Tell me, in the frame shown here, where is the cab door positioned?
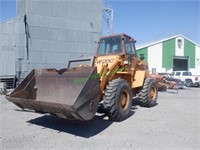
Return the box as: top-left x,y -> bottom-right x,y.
124,36 -> 137,69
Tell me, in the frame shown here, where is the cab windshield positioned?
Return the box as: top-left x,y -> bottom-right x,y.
97,36 -> 122,55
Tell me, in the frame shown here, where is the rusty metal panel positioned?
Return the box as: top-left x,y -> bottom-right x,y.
6,67 -> 101,120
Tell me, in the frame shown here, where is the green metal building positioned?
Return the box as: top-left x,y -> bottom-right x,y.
136,35 -> 200,75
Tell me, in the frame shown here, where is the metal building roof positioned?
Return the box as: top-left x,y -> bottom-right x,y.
136,34 -> 200,50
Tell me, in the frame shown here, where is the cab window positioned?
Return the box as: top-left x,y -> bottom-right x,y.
124,37 -> 136,55
98,36 -> 122,55
175,72 -> 181,76
182,72 -> 192,76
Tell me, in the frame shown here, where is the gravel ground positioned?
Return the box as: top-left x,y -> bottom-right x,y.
0,87 -> 200,150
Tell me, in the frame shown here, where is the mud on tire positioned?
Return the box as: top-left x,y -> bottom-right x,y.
138,78 -> 158,107
103,78 -> 132,121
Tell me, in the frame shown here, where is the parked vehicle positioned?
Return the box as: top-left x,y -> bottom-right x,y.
158,73 -> 185,89
149,74 -> 174,91
6,34 -> 158,122
171,71 -> 200,87
150,73 -> 184,91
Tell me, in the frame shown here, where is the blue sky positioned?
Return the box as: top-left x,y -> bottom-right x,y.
103,0 -> 200,45
0,0 -> 16,22
0,0 -> 199,45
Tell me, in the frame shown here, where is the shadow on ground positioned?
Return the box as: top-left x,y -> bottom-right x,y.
27,114 -> 112,138
132,96 -> 159,107
26,104 -> 137,138
16,96 -> 161,138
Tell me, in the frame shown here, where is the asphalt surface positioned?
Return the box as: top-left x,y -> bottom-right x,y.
0,87 -> 200,150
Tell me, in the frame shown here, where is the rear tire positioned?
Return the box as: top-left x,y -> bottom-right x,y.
185,79 -> 192,87
138,78 -> 158,107
197,83 -> 200,87
103,78 -> 132,121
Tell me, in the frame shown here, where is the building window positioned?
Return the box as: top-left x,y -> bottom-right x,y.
177,39 -> 182,48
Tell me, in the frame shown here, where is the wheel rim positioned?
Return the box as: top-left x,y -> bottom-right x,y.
186,81 -> 191,87
120,90 -> 130,111
150,85 -> 157,101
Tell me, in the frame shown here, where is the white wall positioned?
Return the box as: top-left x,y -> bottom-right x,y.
190,45 -> 200,75
175,36 -> 184,56
148,43 -> 165,73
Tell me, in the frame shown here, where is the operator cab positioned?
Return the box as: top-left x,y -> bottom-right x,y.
97,34 -> 136,56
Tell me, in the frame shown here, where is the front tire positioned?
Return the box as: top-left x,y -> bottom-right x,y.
138,78 -> 158,107
185,79 -> 192,87
103,78 -> 132,121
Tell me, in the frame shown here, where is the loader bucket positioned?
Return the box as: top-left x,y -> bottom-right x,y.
6,67 -> 101,121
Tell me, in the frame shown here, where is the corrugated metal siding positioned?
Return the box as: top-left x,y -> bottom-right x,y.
162,39 -> 175,69
24,0 -> 102,71
1,0 -> 102,79
184,39 -> 195,68
136,47 -> 148,62
0,50 -> 16,76
0,18 -> 20,77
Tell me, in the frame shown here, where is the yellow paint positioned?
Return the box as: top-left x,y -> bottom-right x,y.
94,55 -> 122,73
132,71 -> 145,88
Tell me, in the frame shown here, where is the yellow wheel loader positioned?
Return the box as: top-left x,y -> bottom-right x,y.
6,34 -> 158,121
